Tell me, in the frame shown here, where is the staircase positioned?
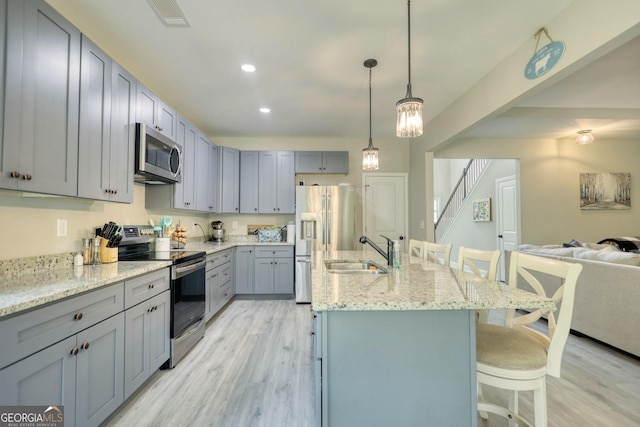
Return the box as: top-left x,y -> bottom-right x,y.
435,159 -> 490,242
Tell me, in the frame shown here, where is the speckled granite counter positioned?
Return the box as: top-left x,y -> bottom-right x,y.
0,261 -> 171,318
0,241 -> 293,319
311,250 -> 555,312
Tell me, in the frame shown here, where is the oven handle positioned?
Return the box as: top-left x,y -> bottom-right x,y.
172,259 -> 206,280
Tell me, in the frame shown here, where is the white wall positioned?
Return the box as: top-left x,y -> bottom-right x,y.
437,137 -> 640,245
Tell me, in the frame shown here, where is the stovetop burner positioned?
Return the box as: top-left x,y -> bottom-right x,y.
119,250 -> 206,264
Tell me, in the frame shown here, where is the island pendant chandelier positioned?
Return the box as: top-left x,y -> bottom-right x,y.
362,59 -> 379,171
396,0 -> 423,138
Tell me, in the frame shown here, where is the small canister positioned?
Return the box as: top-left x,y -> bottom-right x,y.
82,238 -> 92,265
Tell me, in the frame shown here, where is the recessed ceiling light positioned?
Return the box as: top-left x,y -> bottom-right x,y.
259,107 -> 271,113
241,64 -> 256,72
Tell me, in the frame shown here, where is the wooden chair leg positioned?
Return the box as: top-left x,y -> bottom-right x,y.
533,381 -> 548,427
477,383 -> 488,421
508,390 -> 519,427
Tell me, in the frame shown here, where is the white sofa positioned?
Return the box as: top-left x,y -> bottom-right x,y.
506,244 -> 640,358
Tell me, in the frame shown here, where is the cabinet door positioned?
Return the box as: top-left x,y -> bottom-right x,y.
148,291 -> 170,373
0,335 -> 77,427
220,147 -> 240,213
323,151 -> 349,174
254,258 -> 275,294
75,313 -> 124,427
124,301 -> 149,399
109,62 -> 136,203
0,0 -> 6,188
240,151 -> 259,213
277,151 -> 295,213
174,117 -> 196,209
258,151 -> 277,213
207,143 -> 218,212
274,257 -> 294,294
2,0 -> 80,195
195,134 -> 211,212
295,151 -> 323,173
78,35 -> 112,201
136,81 -> 157,128
235,246 -> 255,294
157,100 -> 177,141
205,268 -> 217,322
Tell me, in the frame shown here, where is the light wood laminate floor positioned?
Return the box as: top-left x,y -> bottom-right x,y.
106,300 -> 640,427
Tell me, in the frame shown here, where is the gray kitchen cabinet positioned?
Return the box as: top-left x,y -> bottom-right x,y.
295,151 -> 349,174
78,35 -> 135,203
207,142 -> 219,212
124,291 -> 170,399
235,246 -> 255,294
136,81 -> 177,141
218,147 -> 240,213
0,313 -> 125,427
0,0 -> 80,195
195,133 -> 212,212
253,246 -> 294,294
75,313 -> 125,427
258,151 -> 295,214
240,151 -> 259,213
206,250 -> 233,321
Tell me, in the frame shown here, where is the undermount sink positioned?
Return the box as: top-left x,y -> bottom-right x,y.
324,260 -> 389,274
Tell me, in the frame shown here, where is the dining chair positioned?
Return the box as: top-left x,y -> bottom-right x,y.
424,242 -> 452,267
409,239 -> 425,258
476,251 -> 583,427
457,247 -> 501,323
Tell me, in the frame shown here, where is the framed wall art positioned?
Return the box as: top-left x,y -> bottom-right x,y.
580,172 -> 631,210
472,198 -> 491,222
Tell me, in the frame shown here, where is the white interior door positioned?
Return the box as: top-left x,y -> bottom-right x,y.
363,174 -> 408,251
496,176 -> 519,281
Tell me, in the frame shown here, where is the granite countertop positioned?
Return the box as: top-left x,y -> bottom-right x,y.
0,241 -> 293,319
311,250 -> 556,312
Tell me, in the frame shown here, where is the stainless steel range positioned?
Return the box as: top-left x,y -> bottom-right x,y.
118,225 -> 206,368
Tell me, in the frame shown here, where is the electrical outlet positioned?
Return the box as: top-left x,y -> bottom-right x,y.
57,219 -> 68,237
419,220 -> 425,229
193,223 -> 197,230
232,221 -> 238,229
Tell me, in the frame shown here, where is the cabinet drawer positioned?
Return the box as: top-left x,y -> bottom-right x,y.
254,246 -> 293,258
124,268 -> 170,309
0,283 -> 124,369
219,281 -> 232,306
207,249 -> 232,271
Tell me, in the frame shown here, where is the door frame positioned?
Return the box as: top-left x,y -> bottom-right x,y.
362,173 -> 409,250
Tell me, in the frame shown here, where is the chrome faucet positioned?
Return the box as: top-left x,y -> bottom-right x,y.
359,235 -> 394,266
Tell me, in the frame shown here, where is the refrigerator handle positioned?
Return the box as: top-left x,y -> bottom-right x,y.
321,194 -> 326,245
327,193 -> 332,245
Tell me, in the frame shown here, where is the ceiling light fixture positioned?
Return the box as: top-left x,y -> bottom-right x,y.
241,64 -> 256,72
396,0 -> 423,138
576,129 -> 594,144
363,59 -> 379,171
259,107 -> 271,113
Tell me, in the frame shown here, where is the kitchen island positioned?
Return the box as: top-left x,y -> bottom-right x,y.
311,250 -> 554,427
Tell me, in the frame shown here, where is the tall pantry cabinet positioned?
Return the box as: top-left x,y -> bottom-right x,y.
0,0 -> 80,196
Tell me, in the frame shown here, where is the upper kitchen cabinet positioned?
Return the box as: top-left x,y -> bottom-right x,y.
207,141 -> 218,213
295,151 -> 349,174
240,151 -> 259,213
0,0 -> 80,196
136,82 -> 177,141
218,147 -> 240,213
195,133 -> 214,212
259,151 -> 295,214
78,35 -> 136,203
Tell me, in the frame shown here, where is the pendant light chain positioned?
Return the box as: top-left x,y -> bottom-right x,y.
406,0 -> 413,98
363,58 -> 379,170
368,65 -> 373,148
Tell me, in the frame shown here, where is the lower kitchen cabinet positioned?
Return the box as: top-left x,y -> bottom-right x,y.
235,246 -> 255,294
124,291 -> 170,399
0,313 -> 125,427
206,249 -> 234,321
253,246 -> 294,295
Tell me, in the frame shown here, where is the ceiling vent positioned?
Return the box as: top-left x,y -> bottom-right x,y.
146,0 -> 191,27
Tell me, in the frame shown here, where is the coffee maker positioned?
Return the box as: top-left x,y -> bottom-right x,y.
210,221 -> 225,242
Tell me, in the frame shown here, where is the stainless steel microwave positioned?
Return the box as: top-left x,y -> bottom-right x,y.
134,123 -> 182,184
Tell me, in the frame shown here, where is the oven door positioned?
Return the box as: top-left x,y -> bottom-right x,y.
171,257 -> 206,338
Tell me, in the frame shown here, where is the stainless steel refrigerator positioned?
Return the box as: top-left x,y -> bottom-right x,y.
295,185 -> 358,302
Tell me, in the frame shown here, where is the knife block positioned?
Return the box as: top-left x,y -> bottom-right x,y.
99,238 -> 118,263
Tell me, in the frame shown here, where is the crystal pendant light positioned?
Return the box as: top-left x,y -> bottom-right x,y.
396,0 -> 423,138
363,59 -> 379,171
